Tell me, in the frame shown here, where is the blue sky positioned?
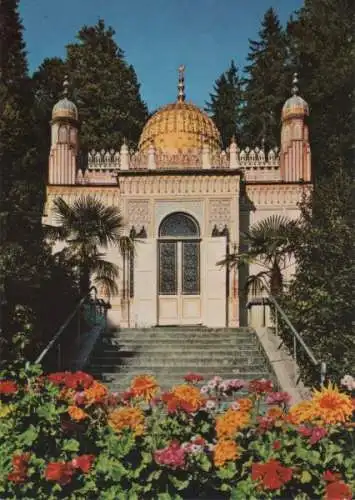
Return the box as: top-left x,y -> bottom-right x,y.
19,0 -> 303,111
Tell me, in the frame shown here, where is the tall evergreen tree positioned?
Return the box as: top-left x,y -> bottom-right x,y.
0,0 -> 63,358
205,60 -> 243,149
33,20 -> 148,153
242,8 -> 290,149
287,0 -> 355,180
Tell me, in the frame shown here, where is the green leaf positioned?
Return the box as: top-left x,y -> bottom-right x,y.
169,474 -> 190,491
62,438 -> 80,452
19,425 -> 38,446
300,470 -> 312,483
199,454 -> 212,472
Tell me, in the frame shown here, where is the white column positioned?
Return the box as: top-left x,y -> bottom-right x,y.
148,143 -> 156,169
202,142 -> 211,169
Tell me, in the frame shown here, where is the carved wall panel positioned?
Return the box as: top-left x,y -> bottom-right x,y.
208,198 -> 232,232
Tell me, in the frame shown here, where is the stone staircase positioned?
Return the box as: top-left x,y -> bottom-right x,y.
86,326 -> 276,393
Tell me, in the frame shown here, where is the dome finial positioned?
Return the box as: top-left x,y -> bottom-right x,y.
63,75 -> 69,98
177,64 -> 185,102
291,72 -> 299,96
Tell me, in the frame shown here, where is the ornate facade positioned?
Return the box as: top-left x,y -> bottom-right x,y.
43,69 -> 312,328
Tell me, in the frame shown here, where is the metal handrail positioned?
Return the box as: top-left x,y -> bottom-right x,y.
249,285 -> 327,386
35,286 -> 99,366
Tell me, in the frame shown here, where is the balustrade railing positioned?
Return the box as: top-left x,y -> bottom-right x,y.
35,286 -> 109,372
248,288 -> 326,387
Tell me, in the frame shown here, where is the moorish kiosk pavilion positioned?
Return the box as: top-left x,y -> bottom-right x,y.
43,67 -> 311,328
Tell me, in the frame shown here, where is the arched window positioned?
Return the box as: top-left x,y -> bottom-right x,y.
158,213 -> 200,295
159,212 -> 200,238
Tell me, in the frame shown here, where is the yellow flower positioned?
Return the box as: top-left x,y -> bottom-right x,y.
130,375 -> 159,401
0,403 -> 13,418
68,405 -> 88,421
214,439 -> 239,467
108,407 -> 145,436
311,383 -> 353,425
216,408 -> 250,438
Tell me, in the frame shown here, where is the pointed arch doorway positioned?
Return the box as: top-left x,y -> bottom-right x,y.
158,212 -> 201,325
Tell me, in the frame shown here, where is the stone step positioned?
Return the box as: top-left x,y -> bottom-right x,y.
91,353 -> 265,362
89,360 -> 266,370
89,367 -> 270,378
101,338 -> 258,347
108,332 -> 255,341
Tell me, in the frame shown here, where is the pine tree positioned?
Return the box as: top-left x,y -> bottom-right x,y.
205,60 -> 243,149
287,0 -> 355,180
242,8 -> 290,149
0,0 -> 50,354
66,19 -> 148,151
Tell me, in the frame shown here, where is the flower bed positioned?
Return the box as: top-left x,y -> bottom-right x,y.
0,366 -> 354,499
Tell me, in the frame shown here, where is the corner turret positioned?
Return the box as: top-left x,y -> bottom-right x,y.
49,76 -> 79,184
280,73 -> 311,182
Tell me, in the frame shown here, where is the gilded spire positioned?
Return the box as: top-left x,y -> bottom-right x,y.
177,64 -> 185,102
291,72 -> 299,96
63,75 -> 69,98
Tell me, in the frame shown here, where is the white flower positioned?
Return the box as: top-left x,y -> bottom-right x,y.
200,385 -> 209,394
341,374 -> 355,391
205,399 -> 216,410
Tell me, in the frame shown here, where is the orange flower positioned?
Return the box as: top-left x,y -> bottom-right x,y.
84,381 -> 108,404
216,408 -> 250,438
288,400 -> 315,425
68,405 -> 88,422
171,384 -> 205,413
237,398 -> 253,413
108,407 -> 145,436
311,384 -> 353,425
214,439 -> 239,467
289,384 -> 353,426
267,407 -> 285,420
130,375 -> 159,401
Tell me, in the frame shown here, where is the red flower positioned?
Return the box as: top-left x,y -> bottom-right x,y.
272,440 -> 281,450
47,372 -> 70,386
325,481 -> 352,500
71,454 -> 95,474
45,462 -> 74,485
192,436 -> 206,446
7,453 -> 31,483
184,372 -> 204,383
323,470 -> 342,483
249,379 -> 274,394
154,440 -> 186,469
65,371 -> 93,390
0,380 -> 18,395
252,459 -> 293,490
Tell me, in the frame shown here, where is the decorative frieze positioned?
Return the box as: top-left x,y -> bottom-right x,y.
246,184 -> 308,207
118,175 -> 240,197
127,200 -> 151,225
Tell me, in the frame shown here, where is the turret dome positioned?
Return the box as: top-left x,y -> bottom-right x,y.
282,73 -> 309,121
52,76 -> 78,121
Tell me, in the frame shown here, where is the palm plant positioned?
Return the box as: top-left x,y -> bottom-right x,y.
220,215 -> 298,296
45,195 -> 133,297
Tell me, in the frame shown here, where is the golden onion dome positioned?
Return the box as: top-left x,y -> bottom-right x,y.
52,76 -> 78,121
282,73 -> 309,121
138,65 -> 221,153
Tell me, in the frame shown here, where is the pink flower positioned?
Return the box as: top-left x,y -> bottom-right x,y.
74,391 -> 86,405
154,440 -> 186,469
298,425 -> 327,444
265,391 -> 291,406
309,427 -> 327,445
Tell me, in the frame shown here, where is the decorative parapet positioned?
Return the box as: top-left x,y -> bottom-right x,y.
85,145 -> 280,181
